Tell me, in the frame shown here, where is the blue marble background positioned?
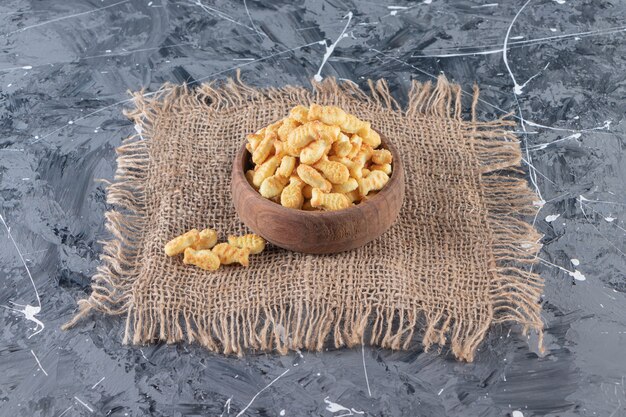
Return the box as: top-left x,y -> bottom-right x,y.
1,0 -> 625,416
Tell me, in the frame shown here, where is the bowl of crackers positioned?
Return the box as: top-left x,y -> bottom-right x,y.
231,104 -> 405,254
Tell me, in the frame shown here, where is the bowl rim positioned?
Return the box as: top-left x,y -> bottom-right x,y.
233,131 -> 404,218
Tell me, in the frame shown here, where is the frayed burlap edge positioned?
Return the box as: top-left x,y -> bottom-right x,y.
63,71 -> 544,362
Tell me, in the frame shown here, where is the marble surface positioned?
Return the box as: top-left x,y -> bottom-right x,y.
1,0 -> 625,416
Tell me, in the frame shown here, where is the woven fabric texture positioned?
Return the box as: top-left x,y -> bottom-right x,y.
64,74 -> 544,362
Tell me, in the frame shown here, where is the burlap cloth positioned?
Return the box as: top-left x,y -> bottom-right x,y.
64,73 -> 544,362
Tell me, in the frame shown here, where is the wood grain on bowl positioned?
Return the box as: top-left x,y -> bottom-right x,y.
231,132 -> 405,254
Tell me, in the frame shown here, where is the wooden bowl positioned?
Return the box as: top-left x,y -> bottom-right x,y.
231,133 -> 405,254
